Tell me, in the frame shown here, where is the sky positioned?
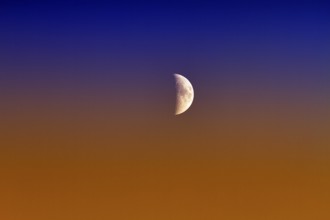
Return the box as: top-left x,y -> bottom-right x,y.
1,1 -> 330,219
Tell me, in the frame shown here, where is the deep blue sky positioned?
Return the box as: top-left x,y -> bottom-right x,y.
1,1 -> 329,116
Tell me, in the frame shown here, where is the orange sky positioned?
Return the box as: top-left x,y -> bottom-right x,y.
1,93 -> 329,219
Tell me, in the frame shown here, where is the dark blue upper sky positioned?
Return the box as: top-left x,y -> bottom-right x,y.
1,0 -> 329,109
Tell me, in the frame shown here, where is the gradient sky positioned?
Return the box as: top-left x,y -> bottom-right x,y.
1,1 -> 330,220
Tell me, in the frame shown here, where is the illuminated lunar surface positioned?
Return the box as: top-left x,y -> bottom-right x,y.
174,73 -> 194,115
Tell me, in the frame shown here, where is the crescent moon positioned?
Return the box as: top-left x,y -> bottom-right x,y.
174,73 -> 194,115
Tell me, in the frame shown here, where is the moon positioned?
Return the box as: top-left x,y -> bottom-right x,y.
174,73 -> 194,115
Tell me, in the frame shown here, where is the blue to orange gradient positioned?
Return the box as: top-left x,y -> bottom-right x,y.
1,1 -> 330,219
